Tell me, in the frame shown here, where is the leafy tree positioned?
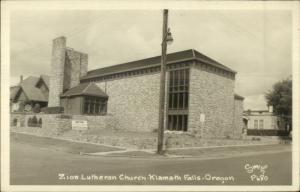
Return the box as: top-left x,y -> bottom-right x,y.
265,78 -> 292,131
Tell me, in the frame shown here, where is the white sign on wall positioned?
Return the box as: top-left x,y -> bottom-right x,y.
200,113 -> 205,123
72,120 -> 88,131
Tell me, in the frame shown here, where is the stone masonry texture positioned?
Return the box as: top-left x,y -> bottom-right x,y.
233,99 -> 244,138
64,49 -> 88,91
188,61 -> 236,138
10,113 -> 283,149
96,73 -> 161,132
10,113 -> 115,137
48,37 -> 88,107
93,61 -> 244,136
48,36 -> 66,107
46,39 -> 244,138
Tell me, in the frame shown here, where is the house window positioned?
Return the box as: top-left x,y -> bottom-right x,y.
167,68 -> 189,132
259,120 -> 264,129
83,96 -> 107,115
254,120 -> 258,129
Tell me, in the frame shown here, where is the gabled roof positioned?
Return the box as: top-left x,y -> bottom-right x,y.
10,76 -> 49,102
60,83 -> 108,98
193,50 -> 235,73
81,49 -> 236,81
39,75 -> 50,88
10,86 -> 20,100
20,76 -> 48,102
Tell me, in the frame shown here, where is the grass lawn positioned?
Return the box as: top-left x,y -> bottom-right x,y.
11,132 -> 123,154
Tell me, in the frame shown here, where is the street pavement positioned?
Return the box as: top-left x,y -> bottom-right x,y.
10,140 -> 292,185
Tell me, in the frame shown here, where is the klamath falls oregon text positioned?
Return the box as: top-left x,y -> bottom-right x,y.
58,173 -> 235,184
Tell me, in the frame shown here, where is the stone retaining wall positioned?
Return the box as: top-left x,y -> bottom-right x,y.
164,132 -> 283,149
11,113 -> 286,150
10,113 -> 115,137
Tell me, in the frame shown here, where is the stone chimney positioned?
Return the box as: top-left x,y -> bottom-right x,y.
48,36 -> 88,107
20,75 -> 23,84
63,48 -> 88,91
48,36 -> 67,107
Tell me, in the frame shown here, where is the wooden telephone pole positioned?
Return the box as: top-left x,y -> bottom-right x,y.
157,9 -> 169,154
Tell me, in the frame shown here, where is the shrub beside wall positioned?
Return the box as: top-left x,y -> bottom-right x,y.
247,129 -> 289,136
27,116 -> 42,128
10,113 -> 115,135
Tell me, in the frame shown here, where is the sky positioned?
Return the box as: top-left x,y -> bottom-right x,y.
9,9 -> 292,110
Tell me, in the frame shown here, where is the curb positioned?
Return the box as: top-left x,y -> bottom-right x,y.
12,130 -> 291,159
85,143 -> 287,156
165,142 -> 285,150
84,149 -> 291,160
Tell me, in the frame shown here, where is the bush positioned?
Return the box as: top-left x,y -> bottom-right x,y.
33,103 -> 41,113
27,116 -> 41,127
24,104 -> 32,112
32,116 -> 38,127
247,129 -> 289,136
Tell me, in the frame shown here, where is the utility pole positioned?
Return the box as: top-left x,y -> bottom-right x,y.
157,9 -> 169,154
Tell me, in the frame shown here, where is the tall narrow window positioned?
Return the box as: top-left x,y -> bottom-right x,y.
167,68 -> 189,131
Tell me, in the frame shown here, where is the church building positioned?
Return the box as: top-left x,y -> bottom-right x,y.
43,36 -> 244,138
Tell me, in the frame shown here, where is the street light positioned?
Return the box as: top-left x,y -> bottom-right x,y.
157,9 -> 173,155
165,28 -> 174,45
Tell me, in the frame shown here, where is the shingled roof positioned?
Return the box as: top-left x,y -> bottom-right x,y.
10,75 -> 49,102
60,83 -> 108,98
10,86 -> 20,100
40,75 -> 50,88
81,49 -> 236,80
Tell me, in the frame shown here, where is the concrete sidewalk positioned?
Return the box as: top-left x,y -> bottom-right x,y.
85,143 -> 292,159
12,131 -> 291,159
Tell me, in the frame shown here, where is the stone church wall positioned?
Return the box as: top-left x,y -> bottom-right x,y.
10,113 -> 115,137
188,62 -> 236,138
96,72 -> 161,132
233,98 -> 244,138
48,37 -> 66,107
